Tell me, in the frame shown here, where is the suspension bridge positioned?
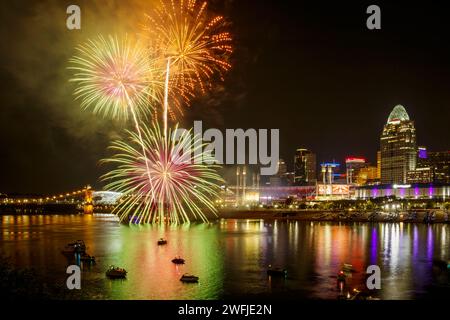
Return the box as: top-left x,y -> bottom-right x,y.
0,186 -> 122,214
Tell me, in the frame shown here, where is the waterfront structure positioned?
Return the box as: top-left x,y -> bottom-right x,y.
418,146 -> 428,162
235,166 -> 248,205
277,159 -> 287,176
294,149 -> 316,185
316,162 -> 351,199
407,167 -> 433,184
380,105 -> 417,184
376,151 -> 381,179
355,166 -> 378,185
316,184 -> 351,199
92,191 -> 123,205
408,150 -> 450,184
320,162 -> 340,184
258,186 -> 316,203
427,151 -> 450,183
234,166 -> 261,205
270,159 -> 288,186
345,157 -> 367,184
284,172 -> 295,186
356,183 -> 450,200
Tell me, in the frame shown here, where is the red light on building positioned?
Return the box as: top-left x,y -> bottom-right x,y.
345,157 -> 366,163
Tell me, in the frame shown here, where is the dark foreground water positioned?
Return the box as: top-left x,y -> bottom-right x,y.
0,214 -> 449,300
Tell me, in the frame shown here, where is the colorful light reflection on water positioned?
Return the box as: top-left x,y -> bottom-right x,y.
0,215 -> 448,300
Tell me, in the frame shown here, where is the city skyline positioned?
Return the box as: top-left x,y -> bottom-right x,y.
0,1 -> 449,305
235,104 -> 447,184
1,1 -> 450,195
1,100 -> 448,195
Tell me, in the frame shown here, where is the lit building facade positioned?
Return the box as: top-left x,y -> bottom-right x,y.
376,151 -> 381,179
320,162 -> 340,184
269,159 -> 289,186
408,150 -> 450,184
380,105 -> 417,184
294,149 -> 316,185
345,157 -> 367,184
406,167 -> 432,184
356,183 -> 450,200
428,151 -> 450,183
355,166 -> 378,185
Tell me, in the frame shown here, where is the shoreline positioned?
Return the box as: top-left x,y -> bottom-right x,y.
217,209 -> 450,224
0,210 -> 449,224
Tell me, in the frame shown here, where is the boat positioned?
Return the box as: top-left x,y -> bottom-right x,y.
347,288 -> 380,300
180,274 -> 199,283
157,238 -> 168,246
106,266 -> 127,279
70,240 -> 86,253
337,270 -> 347,283
172,257 -> 185,265
61,240 -> 86,255
267,266 -> 287,277
342,264 -> 355,273
80,253 -> 96,264
61,246 -> 76,255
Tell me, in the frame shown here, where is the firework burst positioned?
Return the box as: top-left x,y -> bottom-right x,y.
69,35 -> 164,203
69,35 -> 161,121
101,122 -> 223,224
144,0 -> 233,120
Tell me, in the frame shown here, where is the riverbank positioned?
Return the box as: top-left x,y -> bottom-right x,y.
1,209 -> 448,224
217,209 -> 450,224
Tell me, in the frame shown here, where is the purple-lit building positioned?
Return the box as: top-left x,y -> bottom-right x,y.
355,183 -> 450,200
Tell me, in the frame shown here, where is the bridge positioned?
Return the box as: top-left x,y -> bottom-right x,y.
0,186 -> 123,215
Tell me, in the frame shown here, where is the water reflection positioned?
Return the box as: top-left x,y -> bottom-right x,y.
0,215 -> 448,300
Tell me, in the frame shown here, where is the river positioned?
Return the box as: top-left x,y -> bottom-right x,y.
0,214 -> 449,300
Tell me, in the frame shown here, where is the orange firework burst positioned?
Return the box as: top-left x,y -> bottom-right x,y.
144,0 -> 233,120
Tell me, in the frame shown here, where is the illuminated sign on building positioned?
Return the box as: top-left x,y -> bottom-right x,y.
317,184 -> 350,196
345,157 -> 366,163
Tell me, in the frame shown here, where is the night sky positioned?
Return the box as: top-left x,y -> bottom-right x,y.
1,0 -> 450,194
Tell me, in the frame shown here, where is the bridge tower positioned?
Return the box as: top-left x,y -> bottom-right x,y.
84,185 -> 93,214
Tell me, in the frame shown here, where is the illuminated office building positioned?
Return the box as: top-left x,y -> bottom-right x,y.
376,151 -> 381,179
345,157 -> 366,184
294,149 -> 316,185
380,105 -> 417,184
408,150 -> 450,184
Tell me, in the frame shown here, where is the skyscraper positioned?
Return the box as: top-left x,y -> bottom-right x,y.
294,149 -> 317,185
269,159 -> 288,186
408,150 -> 450,183
376,151 -> 381,180
380,105 -> 417,184
345,157 -> 366,184
277,159 -> 287,176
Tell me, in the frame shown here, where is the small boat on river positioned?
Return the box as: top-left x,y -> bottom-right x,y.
61,240 -> 86,255
267,266 -> 287,277
180,274 -> 199,283
172,257 -> 185,265
157,238 -> 168,246
106,266 -> 127,279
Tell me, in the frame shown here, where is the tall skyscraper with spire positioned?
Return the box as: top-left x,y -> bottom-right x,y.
380,105 -> 417,184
